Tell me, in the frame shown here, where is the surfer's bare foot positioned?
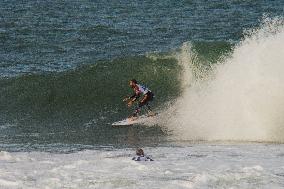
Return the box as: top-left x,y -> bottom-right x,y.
128,116 -> 138,121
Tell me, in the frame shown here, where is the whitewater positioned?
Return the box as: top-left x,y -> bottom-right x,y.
162,17 -> 284,142
1,144 -> 284,188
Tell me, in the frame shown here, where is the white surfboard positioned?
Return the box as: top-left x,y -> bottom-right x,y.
112,114 -> 157,126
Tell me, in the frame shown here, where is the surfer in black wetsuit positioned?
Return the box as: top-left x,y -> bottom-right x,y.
132,148 -> 153,161
123,79 -> 155,118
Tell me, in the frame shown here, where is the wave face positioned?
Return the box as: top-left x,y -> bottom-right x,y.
0,41 -> 232,149
0,55 -> 184,149
164,18 -> 284,142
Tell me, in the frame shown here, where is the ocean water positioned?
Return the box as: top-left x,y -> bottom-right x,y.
0,0 -> 284,188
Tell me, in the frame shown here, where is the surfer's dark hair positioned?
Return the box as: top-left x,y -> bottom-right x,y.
130,79 -> 137,84
136,148 -> 144,156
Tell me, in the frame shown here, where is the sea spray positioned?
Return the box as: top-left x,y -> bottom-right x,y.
165,17 -> 284,142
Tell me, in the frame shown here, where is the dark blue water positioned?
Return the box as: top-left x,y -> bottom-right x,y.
0,0 -> 283,151
0,0 -> 283,76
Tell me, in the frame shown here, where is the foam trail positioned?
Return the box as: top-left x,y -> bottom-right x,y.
165,17 -> 284,142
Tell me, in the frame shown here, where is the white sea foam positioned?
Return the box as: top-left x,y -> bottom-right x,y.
0,144 -> 283,188
163,17 -> 284,142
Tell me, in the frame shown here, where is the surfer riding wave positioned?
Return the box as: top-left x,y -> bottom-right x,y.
123,79 -> 155,119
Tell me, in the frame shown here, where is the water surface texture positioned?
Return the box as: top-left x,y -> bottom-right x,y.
0,1 -> 284,187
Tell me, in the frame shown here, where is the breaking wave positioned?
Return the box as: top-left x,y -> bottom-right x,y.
164,17 -> 284,142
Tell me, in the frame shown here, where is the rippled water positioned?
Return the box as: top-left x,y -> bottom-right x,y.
0,0 -> 283,76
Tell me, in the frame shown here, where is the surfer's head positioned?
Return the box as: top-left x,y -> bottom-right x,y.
136,148 -> 144,156
129,79 -> 137,88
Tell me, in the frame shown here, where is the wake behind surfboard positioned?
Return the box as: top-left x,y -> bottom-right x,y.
112,114 -> 157,126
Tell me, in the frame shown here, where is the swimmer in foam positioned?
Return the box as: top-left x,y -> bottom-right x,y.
123,79 -> 155,119
132,148 -> 153,161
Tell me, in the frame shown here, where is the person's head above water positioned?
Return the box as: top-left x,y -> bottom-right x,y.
129,79 -> 138,88
136,148 -> 144,156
